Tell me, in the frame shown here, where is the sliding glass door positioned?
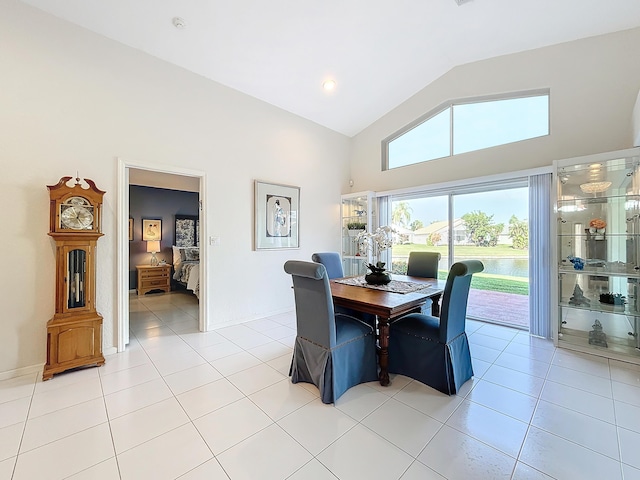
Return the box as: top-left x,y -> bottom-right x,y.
390,195 -> 449,275
390,181 -> 530,329
451,188 -> 529,328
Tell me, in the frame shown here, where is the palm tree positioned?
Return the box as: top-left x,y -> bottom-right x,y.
508,215 -> 528,249
392,201 -> 412,228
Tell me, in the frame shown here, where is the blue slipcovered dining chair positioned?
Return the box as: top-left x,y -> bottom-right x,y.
312,252 -> 377,328
406,251 -> 442,314
407,251 -> 441,277
311,252 -> 344,279
284,260 -> 378,404
388,260 -> 484,395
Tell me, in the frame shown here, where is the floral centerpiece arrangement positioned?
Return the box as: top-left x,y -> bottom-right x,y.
355,225 -> 397,285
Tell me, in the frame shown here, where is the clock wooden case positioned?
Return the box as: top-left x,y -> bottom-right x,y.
43,176 -> 105,381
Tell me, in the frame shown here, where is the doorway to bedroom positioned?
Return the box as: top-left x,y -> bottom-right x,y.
129,181 -> 199,296
117,160 -> 206,352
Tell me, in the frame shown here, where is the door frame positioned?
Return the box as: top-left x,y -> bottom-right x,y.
116,157 -> 208,352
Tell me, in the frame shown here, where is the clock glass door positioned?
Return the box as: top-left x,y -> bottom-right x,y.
67,249 -> 86,309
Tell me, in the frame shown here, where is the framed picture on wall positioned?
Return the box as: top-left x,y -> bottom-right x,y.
254,180 -> 300,250
129,218 -> 133,241
142,219 -> 162,241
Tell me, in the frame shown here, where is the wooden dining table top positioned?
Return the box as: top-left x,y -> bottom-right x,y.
330,274 -> 444,320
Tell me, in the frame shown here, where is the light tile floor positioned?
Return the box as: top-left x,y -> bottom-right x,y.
1,291 -> 639,479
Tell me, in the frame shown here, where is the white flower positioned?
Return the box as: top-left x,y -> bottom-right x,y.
355,226 -> 397,267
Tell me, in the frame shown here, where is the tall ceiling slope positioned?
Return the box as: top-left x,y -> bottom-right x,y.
17,0 -> 640,136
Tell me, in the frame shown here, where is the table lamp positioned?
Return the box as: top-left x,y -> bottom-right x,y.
146,240 -> 160,266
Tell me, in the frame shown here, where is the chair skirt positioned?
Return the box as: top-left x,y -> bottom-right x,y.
289,331 -> 378,404
388,330 -> 473,395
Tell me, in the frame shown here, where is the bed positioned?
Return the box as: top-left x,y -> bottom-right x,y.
172,215 -> 200,298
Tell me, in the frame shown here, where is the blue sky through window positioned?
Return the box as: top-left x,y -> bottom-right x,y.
394,188 -> 528,229
388,109 -> 450,168
453,96 -> 549,155
386,92 -> 549,169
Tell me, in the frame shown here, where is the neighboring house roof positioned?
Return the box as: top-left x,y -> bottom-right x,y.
391,225 -> 414,235
414,219 -> 465,235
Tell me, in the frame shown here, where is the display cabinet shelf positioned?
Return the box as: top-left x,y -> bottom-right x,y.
559,300 -> 636,315
557,193 -> 640,205
553,147 -> 640,363
341,191 -> 375,277
558,326 -> 639,359
558,233 -> 640,238
558,266 -> 640,277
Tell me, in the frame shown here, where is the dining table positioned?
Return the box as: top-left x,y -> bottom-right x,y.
330,274 -> 445,386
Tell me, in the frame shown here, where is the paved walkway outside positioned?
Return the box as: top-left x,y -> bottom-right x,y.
466,289 -> 529,329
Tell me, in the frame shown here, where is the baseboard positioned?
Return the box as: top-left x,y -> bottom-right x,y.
0,349 -> 119,380
0,363 -> 44,382
103,346 -> 118,356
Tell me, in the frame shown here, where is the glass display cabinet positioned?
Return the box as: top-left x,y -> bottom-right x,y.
341,191 -> 376,276
554,147 -> 640,363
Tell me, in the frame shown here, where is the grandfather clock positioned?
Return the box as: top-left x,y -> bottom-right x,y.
43,176 -> 106,381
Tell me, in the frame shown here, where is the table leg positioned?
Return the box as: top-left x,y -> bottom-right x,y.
431,293 -> 442,317
377,315 -> 390,386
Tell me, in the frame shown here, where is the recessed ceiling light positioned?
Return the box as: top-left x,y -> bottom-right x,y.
172,17 -> 186,29
322,80 -> 336,92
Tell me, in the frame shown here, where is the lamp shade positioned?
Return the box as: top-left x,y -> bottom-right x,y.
146,240 -> 160,253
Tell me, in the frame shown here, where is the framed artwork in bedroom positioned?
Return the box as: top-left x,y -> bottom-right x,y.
142,219 -> 161,241
254,180 -> 299,250
128,218 -> 133,241
175,215 -> 199,247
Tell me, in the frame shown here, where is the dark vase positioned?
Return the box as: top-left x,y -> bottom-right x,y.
365,263 -> 392,285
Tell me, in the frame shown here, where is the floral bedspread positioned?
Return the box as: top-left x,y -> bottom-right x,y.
173,261 -> 200,299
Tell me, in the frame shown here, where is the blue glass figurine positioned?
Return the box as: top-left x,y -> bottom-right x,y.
568,256 -> 584,270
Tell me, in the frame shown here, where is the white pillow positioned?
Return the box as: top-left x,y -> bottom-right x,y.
172,246 -> 183,265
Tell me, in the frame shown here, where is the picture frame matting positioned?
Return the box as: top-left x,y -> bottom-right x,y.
254,180 -> 300,250
142,218 -> 162,241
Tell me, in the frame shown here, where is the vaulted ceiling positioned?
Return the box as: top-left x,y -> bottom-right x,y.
19,0 -> 640,136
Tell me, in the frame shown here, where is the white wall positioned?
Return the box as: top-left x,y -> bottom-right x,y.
350,27 -> 640,192
633,89 -> 640,147
0,0 -> 350,376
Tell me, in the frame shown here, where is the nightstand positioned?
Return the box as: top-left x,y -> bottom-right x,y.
136,264 -> 171,295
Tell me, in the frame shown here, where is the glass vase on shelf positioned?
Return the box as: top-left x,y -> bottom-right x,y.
355,226 -> 396,285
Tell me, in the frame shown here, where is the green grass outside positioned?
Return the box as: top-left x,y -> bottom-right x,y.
467,272 -> 529,295
393,243 -> 528,258
392,243 -> 529,296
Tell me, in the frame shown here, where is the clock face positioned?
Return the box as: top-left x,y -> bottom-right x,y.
60,197 -> 94,230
